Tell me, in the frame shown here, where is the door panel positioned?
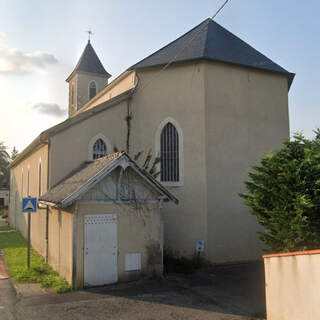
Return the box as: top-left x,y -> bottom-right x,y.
84,214 -> 117,286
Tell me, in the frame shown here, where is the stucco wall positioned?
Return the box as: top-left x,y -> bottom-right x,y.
205,61 -> 289,263
48,207 -> 73,284
49,100 -> 128,187
68,72 -> 109,117
264,250 -> 320,320
76,72 -> 108,109
49,59 -> 290,264
74,202 -> 162,288
68,74 -> 78,117
9,144 -> 48,256
130,63 -> 208,258
77,71 -> 136,114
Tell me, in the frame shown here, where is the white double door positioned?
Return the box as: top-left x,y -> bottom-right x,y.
84,214 -> 118,286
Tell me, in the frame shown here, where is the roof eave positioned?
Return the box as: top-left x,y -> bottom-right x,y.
38,200 -> 60,208
59,156 -> 122,207
9,133 -> 49,169
122,153 -> 179,205
43,152 -> 178,208
65,71 -> 76,82
73,70 -> 134,115
66,70 -> 111,82
10,90 -> 133,170
131,57 -> 295,91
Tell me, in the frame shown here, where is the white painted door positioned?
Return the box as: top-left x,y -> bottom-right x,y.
84,214 -> 118,286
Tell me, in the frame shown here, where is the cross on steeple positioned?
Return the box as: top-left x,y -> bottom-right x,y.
86,29 -> 93,42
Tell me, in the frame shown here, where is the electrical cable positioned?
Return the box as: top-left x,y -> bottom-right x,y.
139,0 -> 231,92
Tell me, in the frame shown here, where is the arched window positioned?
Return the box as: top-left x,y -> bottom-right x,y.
21,170 -> 24,198
27,169 -> 30,197
14,191 -> 18,227
88,134 -> 112,161
89,81 -> 97,100
71,85 -> 74,105
38,162 -> 42,196
93,139 -> 107,160
160,123 -> 179,182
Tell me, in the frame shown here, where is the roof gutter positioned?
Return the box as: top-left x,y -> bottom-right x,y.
131,57 -> 295,91
46,90 -> 134,137
40,152 -> 178,208
9,132 -> 49,169
39,200 -> 58,208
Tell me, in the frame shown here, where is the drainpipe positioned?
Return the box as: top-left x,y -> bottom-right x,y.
45,207 -> 49,262
72,201 -> 78,289
125,72 -> 140,155
45,140 -> 51,263
158,198 -> 164,275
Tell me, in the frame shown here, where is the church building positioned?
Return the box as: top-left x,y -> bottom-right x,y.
9,18 -> 294,284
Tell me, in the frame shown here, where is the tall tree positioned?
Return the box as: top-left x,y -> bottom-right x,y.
11,147 -> 19,161
0,142 -> 10,188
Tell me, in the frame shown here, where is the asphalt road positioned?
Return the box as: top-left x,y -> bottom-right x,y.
0,262 -> 266,320
0,279 -> 17,320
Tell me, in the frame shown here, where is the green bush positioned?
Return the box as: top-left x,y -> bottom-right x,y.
40,274 -> 71,293
239,130 -> 320,253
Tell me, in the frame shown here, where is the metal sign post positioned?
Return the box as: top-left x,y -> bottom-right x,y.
27,212 -> 31,268
22,197 -> 37,269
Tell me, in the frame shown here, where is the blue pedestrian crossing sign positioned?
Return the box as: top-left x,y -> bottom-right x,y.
22,198 -> 37,213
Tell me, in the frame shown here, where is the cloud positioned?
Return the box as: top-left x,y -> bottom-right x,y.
0,32 -> 7,49
32,103 -> 67,117
0,33 -> 58,75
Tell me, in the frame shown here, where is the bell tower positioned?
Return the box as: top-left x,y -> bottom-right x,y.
66,39 -> 111,117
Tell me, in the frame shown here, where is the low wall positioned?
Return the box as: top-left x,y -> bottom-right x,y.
263,249 -> 320,320
48,208 -> 73,284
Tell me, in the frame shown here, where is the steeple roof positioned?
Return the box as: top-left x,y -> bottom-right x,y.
130,19 -> 294,88
66,41 -> 111,81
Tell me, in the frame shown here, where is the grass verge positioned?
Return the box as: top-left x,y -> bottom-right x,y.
0,231 -> 71,293
0,226 -> 13,231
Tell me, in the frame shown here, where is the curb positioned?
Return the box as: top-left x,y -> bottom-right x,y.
0,251 -> 9,280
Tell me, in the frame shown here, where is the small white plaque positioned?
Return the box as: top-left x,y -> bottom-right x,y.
196,240 -> 205,252
125,253 -> 141,271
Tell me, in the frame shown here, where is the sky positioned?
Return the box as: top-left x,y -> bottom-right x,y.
0,0 -> 319,154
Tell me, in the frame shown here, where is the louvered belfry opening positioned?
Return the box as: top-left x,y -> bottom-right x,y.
89,81 -> 97,99
160,122 -> 179,182
93,139 -> 107,160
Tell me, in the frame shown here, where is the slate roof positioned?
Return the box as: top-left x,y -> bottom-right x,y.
130,18 -> 294,88
40,153 -> 121,205
66,40 -> 111,81
39,152 -> 178,207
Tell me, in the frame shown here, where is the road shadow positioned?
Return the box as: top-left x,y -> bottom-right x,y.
84,261 -> 266,319
18,261 -> 265,319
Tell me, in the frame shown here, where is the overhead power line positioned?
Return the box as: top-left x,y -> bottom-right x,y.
139,0 -> 231,91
